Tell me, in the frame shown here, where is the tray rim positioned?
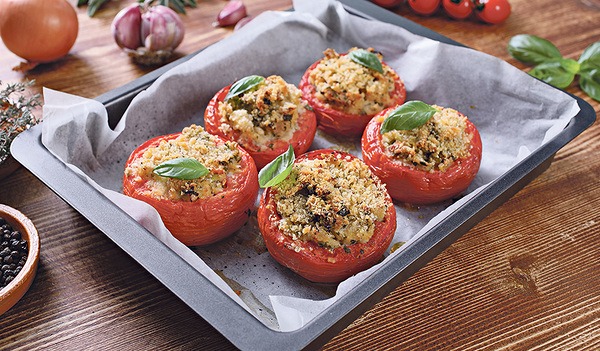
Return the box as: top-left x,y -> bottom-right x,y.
10,0 -> 597,350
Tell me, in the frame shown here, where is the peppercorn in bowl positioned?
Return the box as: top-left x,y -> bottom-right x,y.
0,204 -> 39,316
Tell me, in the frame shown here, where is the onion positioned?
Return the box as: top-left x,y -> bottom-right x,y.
0,0 -> 79,65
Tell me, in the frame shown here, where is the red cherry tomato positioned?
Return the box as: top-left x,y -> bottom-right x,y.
474,0 -> 511,24
257,149 -> 397,283
123,132 -> 259,246
204,83 -> 317,169
299,53 -> 406,138
370,0 -> 404,7
442,0 -> 473,19
361,108 -> 482,205
407,0 -> 441,15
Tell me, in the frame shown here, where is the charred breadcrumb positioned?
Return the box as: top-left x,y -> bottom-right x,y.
308,47 -> 399,116
124,125 -> 242,201
272,152 -> 389,250
382,105 -> 472,172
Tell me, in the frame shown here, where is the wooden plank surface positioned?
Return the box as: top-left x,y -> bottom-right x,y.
1,0 -> 599,349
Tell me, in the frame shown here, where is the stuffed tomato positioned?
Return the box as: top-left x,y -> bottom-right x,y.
362,104 -> 482,205
257,149 -> 396,283
204,75 -> 317,169
123,125 -> 259,246
299,47 -> 406,138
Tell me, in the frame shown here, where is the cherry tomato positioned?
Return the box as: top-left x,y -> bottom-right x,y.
123,131 -> 259,246
474,0 -> 511,24
299,53 -> 406,138
442,0 -> 473,19
257,149 -> 397,283
361,108 -> 482,205
370,0 -> 404,7
204,82 -> 317,169
407,0 -> 441,15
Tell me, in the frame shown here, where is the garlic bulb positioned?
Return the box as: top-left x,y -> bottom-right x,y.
112,4 -> 185,65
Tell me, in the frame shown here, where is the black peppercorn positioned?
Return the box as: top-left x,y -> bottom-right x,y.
0,216 -> 28,290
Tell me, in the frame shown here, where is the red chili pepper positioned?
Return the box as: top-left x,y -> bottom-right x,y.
361,108 -> 482,205
123,132 -> 259,246
257,149 -> 397,283
299,55 -> 406,138
204,84 -> 317,169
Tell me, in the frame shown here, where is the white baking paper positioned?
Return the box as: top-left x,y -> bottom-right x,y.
40,0 -> 580,332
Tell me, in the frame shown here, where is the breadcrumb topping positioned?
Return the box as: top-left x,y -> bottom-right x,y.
382,106 -> 472,172
272,152 -> 389,250
308,48 -> 399,116
124,125 -> 242,201
217,75 -> 306,149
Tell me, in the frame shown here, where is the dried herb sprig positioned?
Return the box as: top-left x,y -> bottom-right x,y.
0,80 -> 41,165
79,0 -> 197,17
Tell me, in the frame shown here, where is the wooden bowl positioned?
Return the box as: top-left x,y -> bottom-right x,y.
0,204 -> 40,316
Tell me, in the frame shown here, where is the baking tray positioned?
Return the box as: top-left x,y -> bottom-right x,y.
11,0 -> 596,349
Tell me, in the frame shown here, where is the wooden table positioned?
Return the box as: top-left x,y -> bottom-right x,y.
1,0 -> 599,349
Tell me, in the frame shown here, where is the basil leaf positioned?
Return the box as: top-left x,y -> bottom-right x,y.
153,157 -> 209,180
529,61 -> 576,89
380,101 -> 438,134
507,34 -> 563,65
258,145 -> 295,188
348,49 -> 384,74
579,42 -> 600,74
224,75 -> 265,101
579,69 -> 600,102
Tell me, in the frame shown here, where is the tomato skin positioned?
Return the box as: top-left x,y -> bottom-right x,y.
474,0 -> 511,24
204,84 -> 317,169
407,0 -> 441,15
257,149 -> 397,283
299,55 -> 406,138
370,0 -> 404,7
442,0 -> 473,19
361,109 -> 482,205
123,132 -> 259,246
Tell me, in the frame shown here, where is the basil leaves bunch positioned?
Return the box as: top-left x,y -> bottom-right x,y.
508,34 -> 600,101
380,101 -> 438,134
258,144 -> 295,188
153,157 -> 209,180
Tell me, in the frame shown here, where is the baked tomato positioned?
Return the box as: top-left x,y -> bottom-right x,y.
204,75 -> 317,170
123,125 -> 259,246
257,149 -> 397,283
299,48 -> 406,138
362,105 -> 482,205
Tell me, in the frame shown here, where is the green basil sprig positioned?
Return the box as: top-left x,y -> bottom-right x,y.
380,101 -> 438,134
348,49 -> 384,74
225,75 -> 265,101
258,145 -> 295,188
153,157 -> 209,180
508,34 -> 600,101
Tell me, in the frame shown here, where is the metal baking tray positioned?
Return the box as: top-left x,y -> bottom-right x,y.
11,0 -> 596,349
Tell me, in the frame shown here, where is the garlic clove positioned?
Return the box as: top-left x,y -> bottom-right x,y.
216,0 -> 247,27
141,5 -> 185,52
111,4 -> 143,51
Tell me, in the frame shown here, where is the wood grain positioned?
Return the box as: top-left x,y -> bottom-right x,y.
1,0 -> 600,350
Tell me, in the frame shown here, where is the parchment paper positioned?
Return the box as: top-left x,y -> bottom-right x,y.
40,0 -> 580,332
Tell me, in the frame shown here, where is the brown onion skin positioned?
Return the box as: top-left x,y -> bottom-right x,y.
123,132 -> 259,246
361,108 -> 483,205
204,84 -> 317,169
299,55 -> 406,138
0,0 -> 78,63
257,149 -> 397,283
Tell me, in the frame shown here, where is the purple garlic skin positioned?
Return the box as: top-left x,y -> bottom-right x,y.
111,4 -> 184,53
111,4 -> 143,50
141,5 -> 185,52
216,0 -> 247,27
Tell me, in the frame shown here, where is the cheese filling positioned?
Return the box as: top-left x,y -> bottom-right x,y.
272,152 -> 389,250
124,125 -> 242,201
217,75 -> 306,150
382,106 -> 472,172
308,48 -> 399,116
